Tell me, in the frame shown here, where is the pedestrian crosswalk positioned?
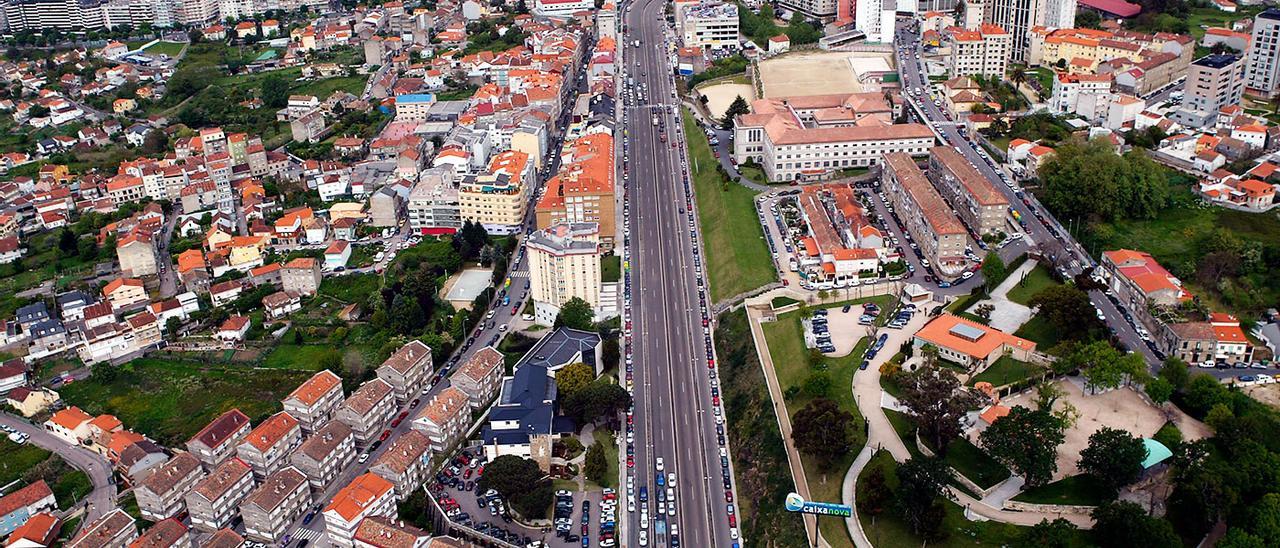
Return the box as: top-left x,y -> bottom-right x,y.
289,528 -> 323,542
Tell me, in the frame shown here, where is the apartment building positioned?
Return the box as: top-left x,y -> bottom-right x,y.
323,474 -> 397,547
240,467 -> 310,543
335,379 -> 396,446
236,412 -> 303,480
407,168 -> 460,236
134,453 -> 203,522
376,341 -> 433,405
290,420 -> 356,492
351,517 -> 432,548
116,233 -> 157,278
527,222 -> 604,326
458,151 -> 534,235
881,153 -> 968,277
186,409 -> 252,470
1171,54 -> 1246,128
676,1 -> 738,49
282,370 -> 345,434
281,258 -> 322,297
779,0 -> 835,19
926,146 -> 1009,236
983,0 -> 1075,60
1246,8 -> 1280,97
536,133 -> 616,247
853,0 -> 895,43
103,278 -> 147,312
732,95 -> 934,182
945,25 -> 1011,79
203,529 -> 244,548
1049,73 -> 1114,120
450,346 -> 505,409
410,387 -> 469,452
129,518 -> 190,548
67,509 -> 136,548
369,430 -> 432,498
185,458 -> 255,533
1101,249 -> 1194,310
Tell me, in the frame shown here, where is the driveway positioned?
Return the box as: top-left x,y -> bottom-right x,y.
0,414 -> 117,527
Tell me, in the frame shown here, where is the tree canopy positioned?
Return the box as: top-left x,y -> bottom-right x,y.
555,297 -> 595,331
477,455 -> 552,519
1091,501 -> 1181,548
1038,138 -> 1170,223
894,457 -> 954,539
979,406 -> 1065,487
555,362 -> 595,402
791,397 -> 855,467
1079,427 -> 1147,496
897,365 -> 983,454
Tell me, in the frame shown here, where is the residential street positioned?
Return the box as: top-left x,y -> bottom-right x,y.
0,413 -> 118,527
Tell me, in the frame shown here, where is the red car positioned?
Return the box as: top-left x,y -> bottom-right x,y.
726,490 -> 733,503
708,358 -> 715,369
627,456 -> 635,468
476,465 -> 484,476
463,468 -> 473,480
391,418 -> 403,427
410,398 -> 421,408
512,306 -> 519,314
379,430 -> 391,441
728,514 -> 737,527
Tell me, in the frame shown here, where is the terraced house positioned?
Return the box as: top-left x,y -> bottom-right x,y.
186,458 -> 255,533
291,420 -> 357,492
186,409 -> 252,470
239,467 -> 310,543
335,379 -> 397,446
235,412 -> 303,480
411,387 -> 470,452
449,346 -> 505,409
324,473 -> 397,547
283,370 -> 345,434
369,430 -> 433,498
376,341 -> 433,404
133,453 -> 203,522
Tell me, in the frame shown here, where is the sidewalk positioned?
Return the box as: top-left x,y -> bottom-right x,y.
744,304 -> 828,548
969,259 -> 1037,332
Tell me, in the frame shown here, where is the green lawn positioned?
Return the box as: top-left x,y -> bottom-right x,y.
142,41 -> 186,57
435,86 -> 479,101
683,109 -> 775,302
319,273 -> 381,304
737,163 -> 769,185
0,439 -> 92,509
1004,265 -> 1061,306
1014,314 -> 1060,349
771,296 -> 801,309
59,358 -> 313,446
1187,6 -> 1264,39
944,438 -> 1010,490
858,451 -> 1089,547
1011,474 -> 1110,506
0,438 -> 53,486
596,429 -> 619,489
761,308 -> 870,548
601,255 -> 621,283
261,344 -> 334,370
293,75 -> 366,98
967,356 -> 1045,388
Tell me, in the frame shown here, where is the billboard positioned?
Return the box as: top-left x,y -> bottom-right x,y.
784,493 -> 853,518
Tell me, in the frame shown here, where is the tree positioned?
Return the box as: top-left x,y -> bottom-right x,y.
477,455 -> 552,519
1157,357 -> 1189,390
57,228 -> 77,253
1016,518 -> 1078,548
1091,501 -> 1181,548
1028,285 -> 1098,339
1033,381 -> 1065,411
1037,138 -> 1169,222
980,406 -> 1065,487
857,466 -> 891,516
261,74 -> 289,108
388,294 -> 425,335
981,252 -> 1007,291
722,95 -> 750,129
897,365 -> 983,454
801,372 -> 831,398
895,457 -> 953,539
1069,341 -> 1145,393
563,381 -> 631,426
1218,529 -> 1267,548
1144,377 -> 1173,405
1246,493 -> 1280,545
554,297 -> 595,331
583,441 -> 608,484
555,362 -> 595,402
1075,9 -> 1102,29
141,129 -> 167,154
791,398 -> 855,467
1079,427 -> 1146,496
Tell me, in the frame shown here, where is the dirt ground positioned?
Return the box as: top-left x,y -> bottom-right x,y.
1245,383 -> 1280,409
757,51 -> 894,98
698,82 -> 756,118
999,379 -> 1212,480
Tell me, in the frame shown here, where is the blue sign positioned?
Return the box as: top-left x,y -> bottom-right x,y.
785,492 -> 852,517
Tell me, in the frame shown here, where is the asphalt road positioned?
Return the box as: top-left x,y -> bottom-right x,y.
0,414 -> 117,527
891,16 -> 1230,377
619,0 -> 740,546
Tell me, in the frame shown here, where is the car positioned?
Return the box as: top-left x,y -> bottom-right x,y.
358,453 -> 369,463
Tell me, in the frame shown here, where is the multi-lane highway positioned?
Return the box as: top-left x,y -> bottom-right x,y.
618,0 -> 740,545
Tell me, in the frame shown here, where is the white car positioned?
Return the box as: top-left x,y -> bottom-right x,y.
358,453 -> 369,463
655,457 -> 664,472
638,531 -> 648,546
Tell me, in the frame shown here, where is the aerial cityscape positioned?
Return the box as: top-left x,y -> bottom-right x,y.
0,0 -> 1277,546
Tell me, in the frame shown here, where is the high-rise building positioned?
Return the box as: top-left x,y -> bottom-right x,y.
676,1 -> 739,49
536,133 -> 616,248
527,222 -> 603,326
945,24 -> 1011,78
1171,54 -> 1245,128
779,0 -> 835,20
984,0 -> 1075,61
855,0 -> 897,43
1246,8 -> 1280,98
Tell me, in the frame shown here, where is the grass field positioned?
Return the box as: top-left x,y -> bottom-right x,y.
0,439 -> 92,509
261,344 -> 335,370
858,451 -> 1090,547
293,75 -> 366,98
1004,265 -> 1061,306
1011,474 -> 1109,506
601,255 -> 620,283
944,438 -> 1010,489
761,307 -> 870,548
59,358 -> 312,446
1014,314 -> 1060,349
1187,6 -> 1264,39
683,109 -> 775,302
967,356 -> 1044,388
142,41 -> 186,57
319,273 -> 381,304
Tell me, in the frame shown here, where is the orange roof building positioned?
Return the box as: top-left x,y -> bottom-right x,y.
913,314 -> 1037,370
323,473 -> 396,544
282,370 -> 344,433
